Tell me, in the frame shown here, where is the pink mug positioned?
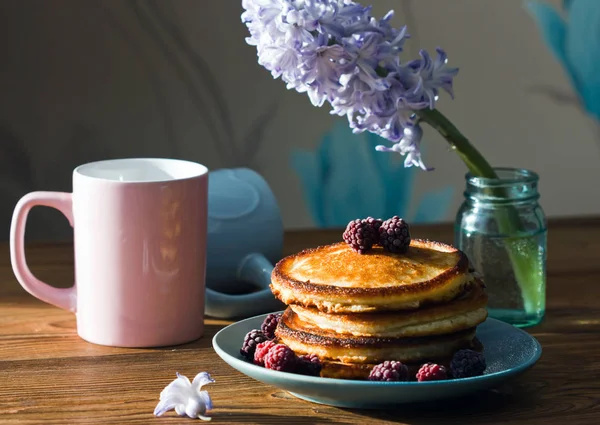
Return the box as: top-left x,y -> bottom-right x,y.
10,158 -> 208,347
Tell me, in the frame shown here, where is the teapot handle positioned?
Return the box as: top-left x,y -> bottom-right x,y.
204,253 -> 284,319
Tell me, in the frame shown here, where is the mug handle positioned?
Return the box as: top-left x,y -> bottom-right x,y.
10,191 -> 76,312
204,253 -> 284,319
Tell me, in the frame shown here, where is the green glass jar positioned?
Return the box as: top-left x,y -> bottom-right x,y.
455,168 -> 546,328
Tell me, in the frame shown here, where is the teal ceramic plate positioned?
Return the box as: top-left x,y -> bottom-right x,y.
212,313 -> 542,409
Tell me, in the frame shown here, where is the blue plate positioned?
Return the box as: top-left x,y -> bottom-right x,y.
212,313 -> 542,409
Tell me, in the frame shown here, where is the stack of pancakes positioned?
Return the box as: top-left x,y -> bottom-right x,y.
270,239 -> 487,379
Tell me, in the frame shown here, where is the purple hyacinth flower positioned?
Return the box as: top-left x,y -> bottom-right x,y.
241,0 -> 459,171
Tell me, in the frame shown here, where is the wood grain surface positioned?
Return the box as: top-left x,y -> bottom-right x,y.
1,218 -> 600,424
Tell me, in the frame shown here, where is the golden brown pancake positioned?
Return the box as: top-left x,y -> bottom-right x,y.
271,240 -> 474,313
319,358 -> 449,380
289,279 -> 487,338
275,307 -> 477,364
319,338 -> 484,379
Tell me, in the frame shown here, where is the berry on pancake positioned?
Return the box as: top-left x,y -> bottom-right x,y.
379,216 -> 411,254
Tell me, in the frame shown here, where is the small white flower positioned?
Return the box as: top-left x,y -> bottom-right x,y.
154,372 -> 215,421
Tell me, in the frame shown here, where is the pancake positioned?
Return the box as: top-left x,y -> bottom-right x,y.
271,240 -> 474,313
319,338 -> 484,379
275,307 -> 477,364
319,358 -> 449,380
290,279 -> 488,338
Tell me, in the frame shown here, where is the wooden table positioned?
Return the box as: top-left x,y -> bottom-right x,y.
1,218 -> 600,424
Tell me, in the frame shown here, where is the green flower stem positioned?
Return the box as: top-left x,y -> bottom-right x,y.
417,108 -> 544,315
416,109 -> 497,178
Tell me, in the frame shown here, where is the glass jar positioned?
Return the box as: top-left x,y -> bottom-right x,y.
455,168 -> 546,328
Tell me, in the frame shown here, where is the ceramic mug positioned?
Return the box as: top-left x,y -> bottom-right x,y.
10,158 -> 208,348
205,168 -> 285,319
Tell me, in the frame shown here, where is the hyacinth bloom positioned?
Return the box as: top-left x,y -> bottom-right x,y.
241,0 -> 458,171
154,372 -> 214,420
527,0 -> 600,121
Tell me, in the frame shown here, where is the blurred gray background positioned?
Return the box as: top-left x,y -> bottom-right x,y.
1,0 -> 598,241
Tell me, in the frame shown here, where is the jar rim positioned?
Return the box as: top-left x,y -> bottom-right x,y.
466,167 -> 539,187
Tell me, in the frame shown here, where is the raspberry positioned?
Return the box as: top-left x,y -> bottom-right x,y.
450,349 -> 487,378
379,216 -> 411,254
264,344 -> 297,372
261,313 -> 281,340
240,329 -> 268,360
368,360 -> 409,382
296,354 -> 322,376
343,219 -> 378,254
416,363 -> 448,381
253,340 -> 277,366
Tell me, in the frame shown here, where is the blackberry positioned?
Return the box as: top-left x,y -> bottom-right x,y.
364,217 -> 383,233
240,329 -> 268,360
264,344 -> 297,372
261,313 -> 281,340
254,340 -> 277,366
379,216 -> 411,254
343,219 -> 378,254
416,363 -> 448,382
450,349 -> 487,378
368,360 -> 409,382
296,354 -> 322,376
